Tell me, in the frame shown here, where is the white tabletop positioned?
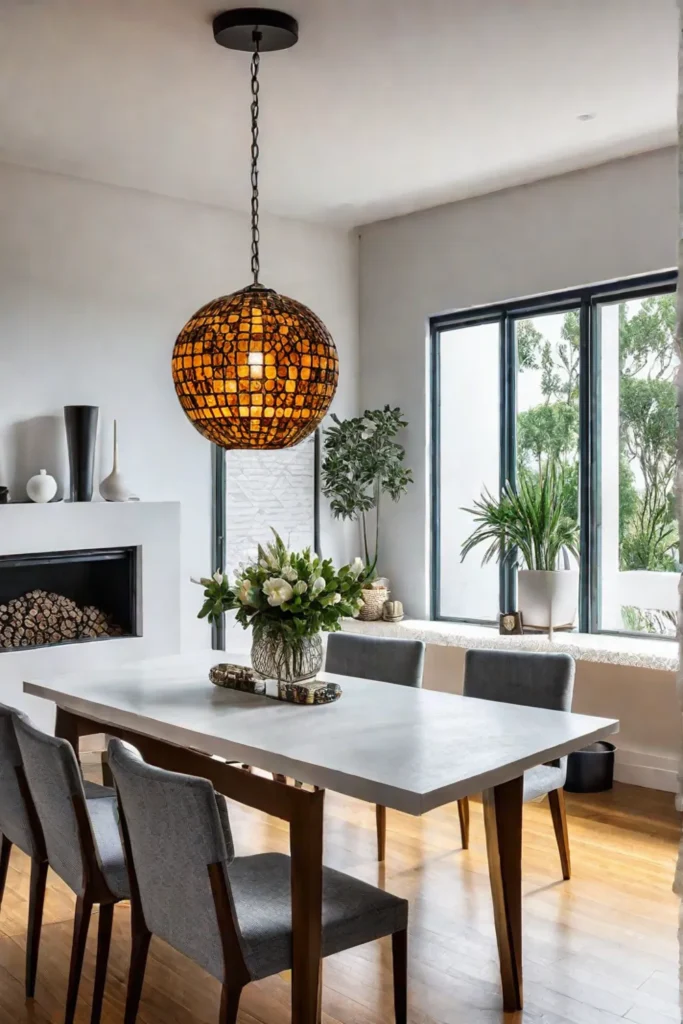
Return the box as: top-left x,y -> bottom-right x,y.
24,651 -> 618,815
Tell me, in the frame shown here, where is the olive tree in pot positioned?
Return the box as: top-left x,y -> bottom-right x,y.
461,465 -> 580,631
321,406 -> 412,620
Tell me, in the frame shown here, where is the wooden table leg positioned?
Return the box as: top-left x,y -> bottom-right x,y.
290,787 -> 325,1024
483,775 -> 523,1012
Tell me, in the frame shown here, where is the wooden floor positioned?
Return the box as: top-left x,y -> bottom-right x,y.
0,778 -> 679,1024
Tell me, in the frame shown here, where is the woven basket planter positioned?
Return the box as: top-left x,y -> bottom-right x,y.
357,587 -> 389,621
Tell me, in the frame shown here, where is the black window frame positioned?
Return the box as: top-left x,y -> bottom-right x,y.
430,269 -> 678,638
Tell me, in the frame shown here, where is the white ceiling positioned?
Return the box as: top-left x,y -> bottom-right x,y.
0,0 -> 677,225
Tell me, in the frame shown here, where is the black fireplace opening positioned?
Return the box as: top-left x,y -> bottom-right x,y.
0,547 -> 140,651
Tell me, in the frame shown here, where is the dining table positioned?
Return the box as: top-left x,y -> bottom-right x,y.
24,649 -> 618,1022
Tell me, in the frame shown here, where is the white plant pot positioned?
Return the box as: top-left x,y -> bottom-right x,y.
517,569 -> 579,631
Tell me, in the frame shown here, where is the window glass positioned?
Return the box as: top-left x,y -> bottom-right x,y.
437,322 -> 500,621
598,294 -> 679,635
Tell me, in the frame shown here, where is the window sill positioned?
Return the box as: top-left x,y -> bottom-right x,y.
341,617 -> 678,673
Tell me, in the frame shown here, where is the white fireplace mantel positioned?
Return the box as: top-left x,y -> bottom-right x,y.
0,501 -> 181,729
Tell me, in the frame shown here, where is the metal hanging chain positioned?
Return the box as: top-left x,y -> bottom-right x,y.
250,31 -> 262,286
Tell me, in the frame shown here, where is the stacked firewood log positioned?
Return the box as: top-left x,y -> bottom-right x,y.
0,589 -> 123,648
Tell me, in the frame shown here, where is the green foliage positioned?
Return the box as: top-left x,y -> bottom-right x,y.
517,402 -> 578,472
619,294 -> 676,379
461,466 -> 579,571
516,320 -> 543,371
321,406 -> 412,571
620,375 -> 676,496
619,495 -> 678,572
194,532 -> 368,641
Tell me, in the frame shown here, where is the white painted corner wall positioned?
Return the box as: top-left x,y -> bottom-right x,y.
358,147 -> 678,617
0,161 -> 360,655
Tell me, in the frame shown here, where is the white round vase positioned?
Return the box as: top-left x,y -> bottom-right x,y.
26,469 -> 57,503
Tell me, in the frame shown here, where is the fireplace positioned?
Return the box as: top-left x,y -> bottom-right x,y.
0,547 -> 140,651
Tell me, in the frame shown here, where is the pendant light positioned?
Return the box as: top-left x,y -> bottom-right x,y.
172,8 -> 339,450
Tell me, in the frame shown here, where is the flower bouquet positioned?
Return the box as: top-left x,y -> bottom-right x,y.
195,532 -> 367,684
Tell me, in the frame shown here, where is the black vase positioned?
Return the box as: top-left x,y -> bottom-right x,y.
64,406 -> 99,502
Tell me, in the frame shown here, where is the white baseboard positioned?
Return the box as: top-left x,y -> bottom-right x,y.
614,747 -> 678,793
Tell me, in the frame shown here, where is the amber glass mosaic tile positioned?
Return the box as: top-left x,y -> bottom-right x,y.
172,286 -> 339,449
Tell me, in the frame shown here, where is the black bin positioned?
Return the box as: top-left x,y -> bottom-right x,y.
564,741 -> 615,793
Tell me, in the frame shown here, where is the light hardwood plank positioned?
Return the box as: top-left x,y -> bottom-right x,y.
0,779 -> 677,1024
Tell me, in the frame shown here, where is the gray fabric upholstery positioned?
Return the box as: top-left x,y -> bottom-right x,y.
14,716 -> 128,899
523,764 -> 566,803
109,740 -> 408,985
0,704 -> 37,857
464,649 -> 575,796
229,853 -> 408,981
108,738 -> 236,979
326,632 -> 425,688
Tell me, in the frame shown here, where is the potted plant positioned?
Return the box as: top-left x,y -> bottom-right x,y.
461,465 -> 580,631
194,532 -> 367,683
321,405 -> 412,619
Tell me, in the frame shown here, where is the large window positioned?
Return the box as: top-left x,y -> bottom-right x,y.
431,271 -> 678,637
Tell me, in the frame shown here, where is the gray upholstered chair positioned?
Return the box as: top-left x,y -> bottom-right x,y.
109,738 -> 409,1024
325,632 -> 425,861
0,704 -> 47,999
457,648 -> 575,879
14,714 -> 130,1024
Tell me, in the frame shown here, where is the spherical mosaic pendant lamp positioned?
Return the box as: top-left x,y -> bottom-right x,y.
172,9 -> 339,450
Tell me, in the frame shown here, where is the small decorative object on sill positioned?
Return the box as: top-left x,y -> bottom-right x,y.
194,531 -> 368,685
499,611 -> 524,635
277,679 -> 342,705
383,600 -> 404,623
0,487 -> 8,504
209,663 -> 266,694
100,420 -> 131,502
357,582 -> 389,622
26,469 -> 58,504
64,405 -> 98,502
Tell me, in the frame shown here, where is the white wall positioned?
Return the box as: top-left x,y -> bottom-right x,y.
0,161 -> 359,652
358,148 -> 678,616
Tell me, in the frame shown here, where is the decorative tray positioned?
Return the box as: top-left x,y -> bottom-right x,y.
209,663 -> 341,705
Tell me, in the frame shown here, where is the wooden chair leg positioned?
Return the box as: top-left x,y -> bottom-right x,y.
25,857 -> 47,999
457,797 -> 470,850
376,804 -> 387,862
90,903 -> 114,1024
65,893 -> 93,1024
124,926 -> 152,1024
391,930 -> 407,1024
548,788 -> 571,880
219,984 -> 243,1024
0,835 -> 11,912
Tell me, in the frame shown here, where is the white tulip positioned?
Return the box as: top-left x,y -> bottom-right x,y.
212,570 -> 224,585
293,580 -> 308,595
310,576 -> 326,597
281,565 -> 298,583
331,592 -> 341,604
262,577 -> 294,607
349,557 -> 364,578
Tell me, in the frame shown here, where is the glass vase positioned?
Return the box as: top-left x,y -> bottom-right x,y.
251,631 -> 323,684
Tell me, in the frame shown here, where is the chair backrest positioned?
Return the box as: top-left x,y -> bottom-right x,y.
108,739 -> 240,980
0,704 -> 39,858
13,715 -> 89,894
463,649 -> 575,711
326,632 -> 425,688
